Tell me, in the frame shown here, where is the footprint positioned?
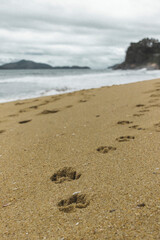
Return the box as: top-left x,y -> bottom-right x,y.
19,109 -> 27,113
19,120 -> 32,124
50,167 -> 81,184
66,105 -> 73,108
97,146 -> 116,153
129,125 -> 145,130
8,114 -> 18,117
79,99 -> 87,103
29,105 -> 38,109
139,109 -> 149,112
148,99 -> 159,103
154,122 -> 160,132
40,109 -> 59,115
144,89 -> 160,94
116,136 -> 135,142
38,101 -> 50,107
150,94 -> 160,98
129,125 -> 139,129
117,120 -> 133,125
136,104 -> 145,107
133,114 -> 144,117
0,130 -> 5,134
57,193 -> 90,212
15,102 -> 25,106
146,104 -> 160,108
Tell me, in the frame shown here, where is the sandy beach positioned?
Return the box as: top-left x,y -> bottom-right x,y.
1,78 -> 160,239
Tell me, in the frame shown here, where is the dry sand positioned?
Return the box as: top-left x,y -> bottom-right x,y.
1,78 -> 160,239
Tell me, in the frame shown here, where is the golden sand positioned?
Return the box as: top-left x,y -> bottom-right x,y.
1,78 -> 160,239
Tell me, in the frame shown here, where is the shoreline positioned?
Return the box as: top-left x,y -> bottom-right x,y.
1,78 -> 160,239
1,68 -> 160,104
0,77 -> 160,105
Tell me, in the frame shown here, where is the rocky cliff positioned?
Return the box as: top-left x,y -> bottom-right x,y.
112,38 -> 160,70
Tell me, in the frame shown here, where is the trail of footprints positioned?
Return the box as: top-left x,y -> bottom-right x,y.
96,103 -> 149,155
50,167 -> 89,212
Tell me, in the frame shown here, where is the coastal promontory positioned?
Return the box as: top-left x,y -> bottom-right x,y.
112,38 -> 160,70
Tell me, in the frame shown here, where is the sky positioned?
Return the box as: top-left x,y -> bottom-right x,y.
1,0 -> 160,69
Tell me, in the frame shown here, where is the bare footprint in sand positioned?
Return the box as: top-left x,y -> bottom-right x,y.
40,109 -> 59,115
66,105 -> 73,108
57,193 -> 90,212
150,94 -> 160,98
117,120 -> 133,125
79,99 -> 87,103
154,122 -> 160,132
116,136 -> 135,142
15,102 -> 25,106
129,125 -> 145,130
19,120 -> 32,124
133,113 -> 144,117
50,167 -> 81,184
19,109 -> 27,113
0,130 -> 6,134
8,114 -> 19,117
97,146 -> 116,153
139,109 -> 149,112
148,99 -> 159,103
29,105 -> 38,109
136,104 -> 145,107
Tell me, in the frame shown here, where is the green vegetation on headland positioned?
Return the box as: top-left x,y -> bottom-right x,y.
111,38 -> 160,70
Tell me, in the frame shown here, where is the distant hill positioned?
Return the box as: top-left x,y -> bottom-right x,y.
0,60 -> 90,70
0,60 -> 53,69
111,38 -> 160,70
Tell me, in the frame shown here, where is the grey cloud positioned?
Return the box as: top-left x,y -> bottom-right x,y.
1,0 -> 160,68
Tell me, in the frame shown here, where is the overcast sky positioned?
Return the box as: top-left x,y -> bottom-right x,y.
1,0 -> 160,68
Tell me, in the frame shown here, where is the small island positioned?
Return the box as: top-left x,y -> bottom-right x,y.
112,38 -> 160,70
0,59 -> 90,70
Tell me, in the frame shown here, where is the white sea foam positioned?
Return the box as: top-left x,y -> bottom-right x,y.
0,68 -> 160,103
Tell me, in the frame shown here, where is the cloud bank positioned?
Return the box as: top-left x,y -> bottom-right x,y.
1,0 -> 160,68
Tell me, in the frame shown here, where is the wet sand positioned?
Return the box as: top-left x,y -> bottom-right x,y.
1,78 -> 160,239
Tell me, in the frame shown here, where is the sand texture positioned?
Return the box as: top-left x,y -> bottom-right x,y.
1,79 -> 160,239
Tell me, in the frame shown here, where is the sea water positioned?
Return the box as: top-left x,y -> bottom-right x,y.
0,68 -> 160,103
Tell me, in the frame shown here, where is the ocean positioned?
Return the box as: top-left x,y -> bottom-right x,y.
0,68 -> 160,103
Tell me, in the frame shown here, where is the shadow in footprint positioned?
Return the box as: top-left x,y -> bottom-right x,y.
117,121 -> 133,125
139,109 -> 149,112
19,120 -> 32,124
116,136 -> 135,142
129,125 -> 145,130
136,104 -> 145,107
8,114 -> 18,117
150,94 -> 160,98
15,102 -> 25,106
79,99 -> 87,103
29,105 -> 38,109
58,193 -> 90,212
97,146 -> 116,153
40,109 -> 59,115
154,122 -> 160,132
19,109 -> 27,113
133,114 -> 144,117
66,105 -> 73,108
0,130 -> 5,134
50,167 -> 81,184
